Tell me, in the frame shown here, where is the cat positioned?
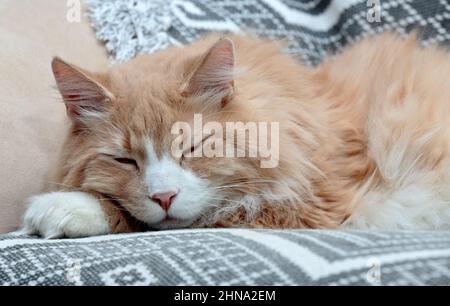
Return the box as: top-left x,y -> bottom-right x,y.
21,33 -> 450,238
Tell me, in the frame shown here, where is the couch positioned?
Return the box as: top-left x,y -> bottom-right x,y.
0,0 -> 449,286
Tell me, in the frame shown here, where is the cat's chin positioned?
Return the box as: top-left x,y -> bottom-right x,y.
149,218 -> 195,230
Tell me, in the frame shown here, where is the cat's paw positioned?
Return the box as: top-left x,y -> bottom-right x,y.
22,192 -> 111,239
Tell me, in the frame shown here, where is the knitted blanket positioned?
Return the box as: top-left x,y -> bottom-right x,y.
1,229 -> 449,285
86,0 -> 450,66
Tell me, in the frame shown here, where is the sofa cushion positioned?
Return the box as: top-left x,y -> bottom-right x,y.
0,229 -> 449,285
0,0 -> 109,233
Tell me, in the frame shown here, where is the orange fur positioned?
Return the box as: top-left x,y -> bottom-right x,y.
48,33 -> 450,232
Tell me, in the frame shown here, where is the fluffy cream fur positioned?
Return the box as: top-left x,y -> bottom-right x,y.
21,33 -> 450,238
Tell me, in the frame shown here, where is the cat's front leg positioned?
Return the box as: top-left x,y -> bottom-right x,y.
21,192 -> 111,239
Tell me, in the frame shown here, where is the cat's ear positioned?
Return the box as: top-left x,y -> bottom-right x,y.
51,57 -> 114,125
183,38 -> 235,106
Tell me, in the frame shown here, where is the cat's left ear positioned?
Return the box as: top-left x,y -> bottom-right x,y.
52,57 -> 114,127
183,38 -> 235,106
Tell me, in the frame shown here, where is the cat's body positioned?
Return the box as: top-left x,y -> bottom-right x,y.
22,33 -> 450,238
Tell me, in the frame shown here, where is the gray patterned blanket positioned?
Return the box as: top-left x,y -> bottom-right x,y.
87,0 -> 450,66
1,230 -> 449,285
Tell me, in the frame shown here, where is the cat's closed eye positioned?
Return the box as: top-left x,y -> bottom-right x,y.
180,145 -> 196,165
180,133 -> 214,163
114,157 -> 139,169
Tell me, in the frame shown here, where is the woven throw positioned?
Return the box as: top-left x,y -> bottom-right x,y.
86,0 -> 450,66
1,229 -> 449,285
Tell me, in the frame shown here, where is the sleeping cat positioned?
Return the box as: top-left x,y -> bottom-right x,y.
21,33 -> 450,238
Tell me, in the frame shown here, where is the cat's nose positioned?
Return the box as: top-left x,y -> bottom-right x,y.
151,191 -> 178,212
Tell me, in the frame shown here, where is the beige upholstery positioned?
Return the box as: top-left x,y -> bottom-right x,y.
0,0 -> 109,233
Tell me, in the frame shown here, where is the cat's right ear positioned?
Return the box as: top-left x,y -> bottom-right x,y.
182,38 -> 235,107
51,57 -> 114,126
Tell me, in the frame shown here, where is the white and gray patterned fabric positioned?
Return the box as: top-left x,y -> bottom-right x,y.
0,229 -> 449,286
87,0 -> 450,66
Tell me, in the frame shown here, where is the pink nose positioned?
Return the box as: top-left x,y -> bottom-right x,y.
151,191 -> 178,211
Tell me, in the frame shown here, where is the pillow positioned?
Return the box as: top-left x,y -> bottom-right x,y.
0,0 -> 109,233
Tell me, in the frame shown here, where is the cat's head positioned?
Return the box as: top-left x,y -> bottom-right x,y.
52,38 -> 281,229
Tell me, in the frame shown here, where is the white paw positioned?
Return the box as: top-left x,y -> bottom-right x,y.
22,192 -> 111,239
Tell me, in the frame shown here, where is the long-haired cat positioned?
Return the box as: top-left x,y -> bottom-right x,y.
21,33 -> 450,238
